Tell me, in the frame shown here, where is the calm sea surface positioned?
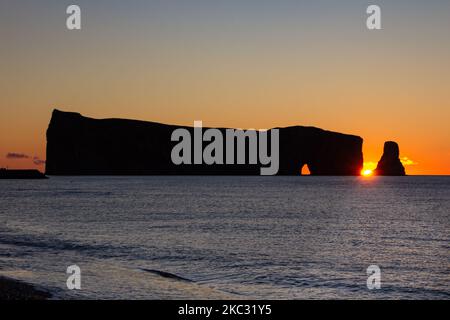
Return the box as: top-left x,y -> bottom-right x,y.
0,176 -> 449,299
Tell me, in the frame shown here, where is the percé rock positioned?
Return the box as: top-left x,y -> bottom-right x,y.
45,109 -> 363,176
374,141 -> 406,176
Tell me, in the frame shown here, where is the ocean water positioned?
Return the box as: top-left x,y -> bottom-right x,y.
0,176 -> 449,300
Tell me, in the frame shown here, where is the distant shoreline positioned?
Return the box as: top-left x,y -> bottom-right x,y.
0,169 -> 47,179
0,276 -> 51,300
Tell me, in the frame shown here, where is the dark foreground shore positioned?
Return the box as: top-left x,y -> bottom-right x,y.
0,277 -> 51,300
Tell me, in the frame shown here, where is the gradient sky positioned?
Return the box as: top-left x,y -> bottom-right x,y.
1,0 -> 449,174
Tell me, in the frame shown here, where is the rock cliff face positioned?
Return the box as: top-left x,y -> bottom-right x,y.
45,109 -> 363,176
374,141 -> 406,176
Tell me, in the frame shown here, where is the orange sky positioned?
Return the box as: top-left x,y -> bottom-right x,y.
1,1 -> 449,174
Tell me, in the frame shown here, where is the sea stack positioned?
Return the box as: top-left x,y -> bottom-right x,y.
374,141 -> 406,176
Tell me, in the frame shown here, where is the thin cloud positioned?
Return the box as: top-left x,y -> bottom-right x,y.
6,152 -> 29,159
400,157 -> 418,166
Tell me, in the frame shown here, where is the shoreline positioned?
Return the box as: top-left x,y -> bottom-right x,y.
0,276 -> 51,300
0,169 -> 47,179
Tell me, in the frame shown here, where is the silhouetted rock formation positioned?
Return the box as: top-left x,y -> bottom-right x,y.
46,109 -> 363,176
374,141 -> 406,176
0,169 -> 47,179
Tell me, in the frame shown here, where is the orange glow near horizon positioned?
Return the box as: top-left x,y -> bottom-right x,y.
362,169 -> 374,177
0,128 -> 446,175
362,161 -> 377,176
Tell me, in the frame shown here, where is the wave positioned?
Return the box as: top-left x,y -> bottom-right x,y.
139,268 -> 193,283
0,232 -> 126,258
